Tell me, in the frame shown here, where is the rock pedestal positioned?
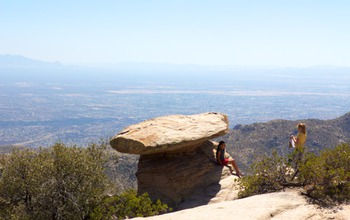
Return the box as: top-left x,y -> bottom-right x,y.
110,112 -> 233,208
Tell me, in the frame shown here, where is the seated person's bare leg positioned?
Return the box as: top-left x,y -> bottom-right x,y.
229,159 -> 241,174
227,165 -> 234,174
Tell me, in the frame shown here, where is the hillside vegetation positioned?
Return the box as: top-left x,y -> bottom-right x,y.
223,112 -> 350,171
238,144 -> 350,205
0,143 -> 169,220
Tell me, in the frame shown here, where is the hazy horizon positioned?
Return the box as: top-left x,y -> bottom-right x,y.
2,54 -> 350,70
1,1 -> 350,67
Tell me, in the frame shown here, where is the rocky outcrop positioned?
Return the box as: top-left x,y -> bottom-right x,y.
136,141 -> 237,207
110,112 -> 232,208
177,174 -> 240,210
134,190 -> 350,220
110,112 -> 229,155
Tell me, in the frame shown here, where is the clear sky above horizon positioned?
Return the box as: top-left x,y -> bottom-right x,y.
1,1 -> 349,67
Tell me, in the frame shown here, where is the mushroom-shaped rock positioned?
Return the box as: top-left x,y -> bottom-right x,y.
110,112 -> 229,155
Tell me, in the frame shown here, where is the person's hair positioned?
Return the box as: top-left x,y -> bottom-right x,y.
218,141 -> 226,147
297,123 -> 306,134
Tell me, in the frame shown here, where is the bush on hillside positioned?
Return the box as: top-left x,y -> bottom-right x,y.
0,143 -> 171,220
300,144 -> 350,204
90,190 -> 171,220
0,143 -> 108,219
237,151 -> 287,198
238,144 -> 350,205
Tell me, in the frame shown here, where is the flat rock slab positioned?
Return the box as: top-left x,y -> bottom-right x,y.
110,112 -> 229,155
134,190 -> 350,220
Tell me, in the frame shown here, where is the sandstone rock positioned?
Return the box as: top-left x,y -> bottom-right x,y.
110,112 -> 229,155
137,141 -> 235,207
134,190 -> 350,220
177,175 -> 240,210
110,113 -> 233,209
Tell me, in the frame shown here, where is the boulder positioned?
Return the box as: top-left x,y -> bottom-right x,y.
110,112 -> 233,208
136,141 -> 235,207
110,112 -> 229,155
177,173 -> 240,210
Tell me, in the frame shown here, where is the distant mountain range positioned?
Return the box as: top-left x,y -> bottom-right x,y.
1,54 -> 350,73
223,112 -> 350,171
0,54 -> 62,68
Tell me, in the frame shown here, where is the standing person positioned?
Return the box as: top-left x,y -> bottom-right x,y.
289,123 -> 307,149
216,141 -> 243,178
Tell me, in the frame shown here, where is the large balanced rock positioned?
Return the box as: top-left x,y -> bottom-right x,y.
110,112 -> 228,155
110,112 -> 231,208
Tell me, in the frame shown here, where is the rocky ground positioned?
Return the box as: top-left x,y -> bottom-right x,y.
135,190 -> 350,220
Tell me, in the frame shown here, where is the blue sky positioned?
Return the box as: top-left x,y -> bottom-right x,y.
1,0 -> 349,67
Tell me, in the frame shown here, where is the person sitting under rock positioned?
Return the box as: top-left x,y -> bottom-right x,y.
216,141 -> 243,178
289,123 -> 307,150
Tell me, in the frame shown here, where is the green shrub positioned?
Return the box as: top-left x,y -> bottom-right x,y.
0,143 -> 108,219
238,151 -> 286,198
0,143 -> 171,220
300,144 -> 350,204
238,144 -> 350,205
90,190 -> 171,220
